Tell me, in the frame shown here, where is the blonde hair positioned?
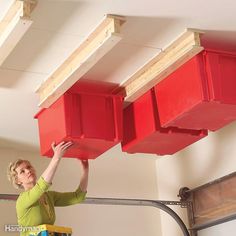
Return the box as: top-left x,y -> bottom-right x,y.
7,159 -> 32,189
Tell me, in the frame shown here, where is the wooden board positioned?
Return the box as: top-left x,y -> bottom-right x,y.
185,172 -> 236,234
36,15 -> 126,108
114,29 -> 204,105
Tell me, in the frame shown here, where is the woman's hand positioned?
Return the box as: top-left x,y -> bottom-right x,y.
51,141 -> 73,160
42,141 -> 73,184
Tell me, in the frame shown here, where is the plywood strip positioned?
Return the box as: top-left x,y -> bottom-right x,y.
36,15 -> 126,108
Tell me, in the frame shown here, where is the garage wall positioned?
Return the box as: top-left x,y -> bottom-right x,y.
0,144 -> 161,236
199,220 -> 236,236
156,121 -> 236,236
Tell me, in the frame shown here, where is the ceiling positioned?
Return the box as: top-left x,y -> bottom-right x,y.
0,0 -> 236,152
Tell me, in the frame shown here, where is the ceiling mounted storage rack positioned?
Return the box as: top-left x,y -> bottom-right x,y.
155,49 -> 236,131
35,81 -> 123,159
121,89 -> 207,155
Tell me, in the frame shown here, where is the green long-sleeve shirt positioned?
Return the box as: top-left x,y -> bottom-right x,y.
16,176 -> 87,235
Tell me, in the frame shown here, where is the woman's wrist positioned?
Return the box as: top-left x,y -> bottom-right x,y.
52,155 -> 62,163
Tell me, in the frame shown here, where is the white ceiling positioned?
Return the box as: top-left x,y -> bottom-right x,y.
1,0 -> 236,152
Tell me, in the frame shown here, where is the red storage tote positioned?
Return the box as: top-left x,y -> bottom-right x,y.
121,89 -> 207,155
35,91 -> 123,159
155,49 -> 236,131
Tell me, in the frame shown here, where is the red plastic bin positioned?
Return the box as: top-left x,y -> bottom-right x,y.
155,49 -> 236,131
35,90 -> 123,159
121,89 -> 207,155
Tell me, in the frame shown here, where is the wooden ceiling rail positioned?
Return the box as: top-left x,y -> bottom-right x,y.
36,14 -> 126,108
0,0 -> 37,65
116,28 -> 204,105
22,0 -> 38,18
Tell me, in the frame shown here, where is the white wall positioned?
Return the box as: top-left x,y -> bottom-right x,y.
0,144 -> 161,236
199,220 -> 236,236
156,121 -> 236,236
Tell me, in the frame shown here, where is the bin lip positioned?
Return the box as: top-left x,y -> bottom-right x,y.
68,90 -> 124,99
204,48 -> 236,56
34,108 -> 46,119
34,91 -> 124,120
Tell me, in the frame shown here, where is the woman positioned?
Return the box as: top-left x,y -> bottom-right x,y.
7,141 -> 89,235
